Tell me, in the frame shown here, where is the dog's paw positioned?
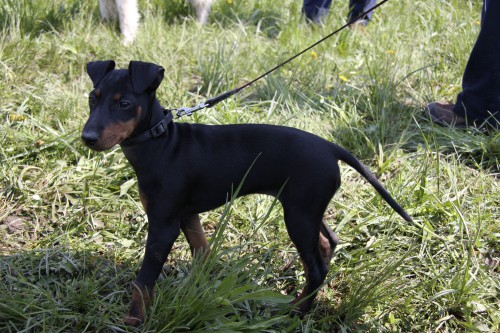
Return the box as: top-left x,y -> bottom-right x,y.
123,315 -> 143,327
124,282 -> 152,326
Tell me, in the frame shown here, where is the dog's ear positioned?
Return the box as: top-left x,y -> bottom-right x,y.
87,60 -> 116,87
128,61 -> 165,94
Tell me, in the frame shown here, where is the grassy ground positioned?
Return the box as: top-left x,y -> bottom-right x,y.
0,0 -> 499,332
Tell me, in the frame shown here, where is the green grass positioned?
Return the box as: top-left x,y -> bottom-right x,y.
1,0 -> 499,331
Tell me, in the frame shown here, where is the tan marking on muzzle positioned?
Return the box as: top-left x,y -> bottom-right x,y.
99,118 -> 138,149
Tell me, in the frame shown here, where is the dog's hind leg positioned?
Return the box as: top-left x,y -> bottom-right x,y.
283,208 -> 329,313
181,214 -> 210,258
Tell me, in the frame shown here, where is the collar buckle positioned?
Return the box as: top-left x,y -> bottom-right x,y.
150,121 -> 166,138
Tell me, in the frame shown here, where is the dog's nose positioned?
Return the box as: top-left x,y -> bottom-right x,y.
81,131 -> 100,147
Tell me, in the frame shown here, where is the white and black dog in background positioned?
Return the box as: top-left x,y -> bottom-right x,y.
99,0 -> 214,44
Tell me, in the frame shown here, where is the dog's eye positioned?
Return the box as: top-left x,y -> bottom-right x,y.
119,101 -> 132,109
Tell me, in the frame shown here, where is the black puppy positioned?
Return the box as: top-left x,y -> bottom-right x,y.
82,60 -> 412,326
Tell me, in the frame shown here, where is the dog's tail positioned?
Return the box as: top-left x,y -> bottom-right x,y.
335,145 -> 413,223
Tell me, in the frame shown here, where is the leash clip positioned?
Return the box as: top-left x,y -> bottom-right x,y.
176,102 -> 208,118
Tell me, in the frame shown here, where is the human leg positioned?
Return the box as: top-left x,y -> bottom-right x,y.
428,0 -> 500,128
453,0 -> 500,126
302,0 -> 332,24
348,0 -> 377,24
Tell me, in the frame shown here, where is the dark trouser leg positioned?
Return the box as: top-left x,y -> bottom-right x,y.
303,0 -> 377,25
348,0 -> 377,23
453,0 -> 500,125
302,0 -> 332,24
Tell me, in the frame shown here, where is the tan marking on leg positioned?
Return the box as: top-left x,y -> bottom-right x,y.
124,282 -> 152,327
319,221 -> 339,266
139,189 -> 148,211
319,231 -> 332,266
182,215 -> 210,258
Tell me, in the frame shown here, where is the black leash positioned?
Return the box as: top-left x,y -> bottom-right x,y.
174,0 -> 390,118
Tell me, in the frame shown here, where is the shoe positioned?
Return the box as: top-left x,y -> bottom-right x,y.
425,102 -> 468,128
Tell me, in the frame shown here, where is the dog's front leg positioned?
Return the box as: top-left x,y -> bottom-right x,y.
124,220 -> 181,326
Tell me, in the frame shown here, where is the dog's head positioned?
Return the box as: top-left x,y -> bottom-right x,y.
81,60 -> 165,151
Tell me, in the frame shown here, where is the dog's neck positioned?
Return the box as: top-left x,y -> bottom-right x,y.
120,97 -> 173,169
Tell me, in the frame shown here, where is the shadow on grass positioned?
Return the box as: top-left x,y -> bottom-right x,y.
0,247 -> 132,332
